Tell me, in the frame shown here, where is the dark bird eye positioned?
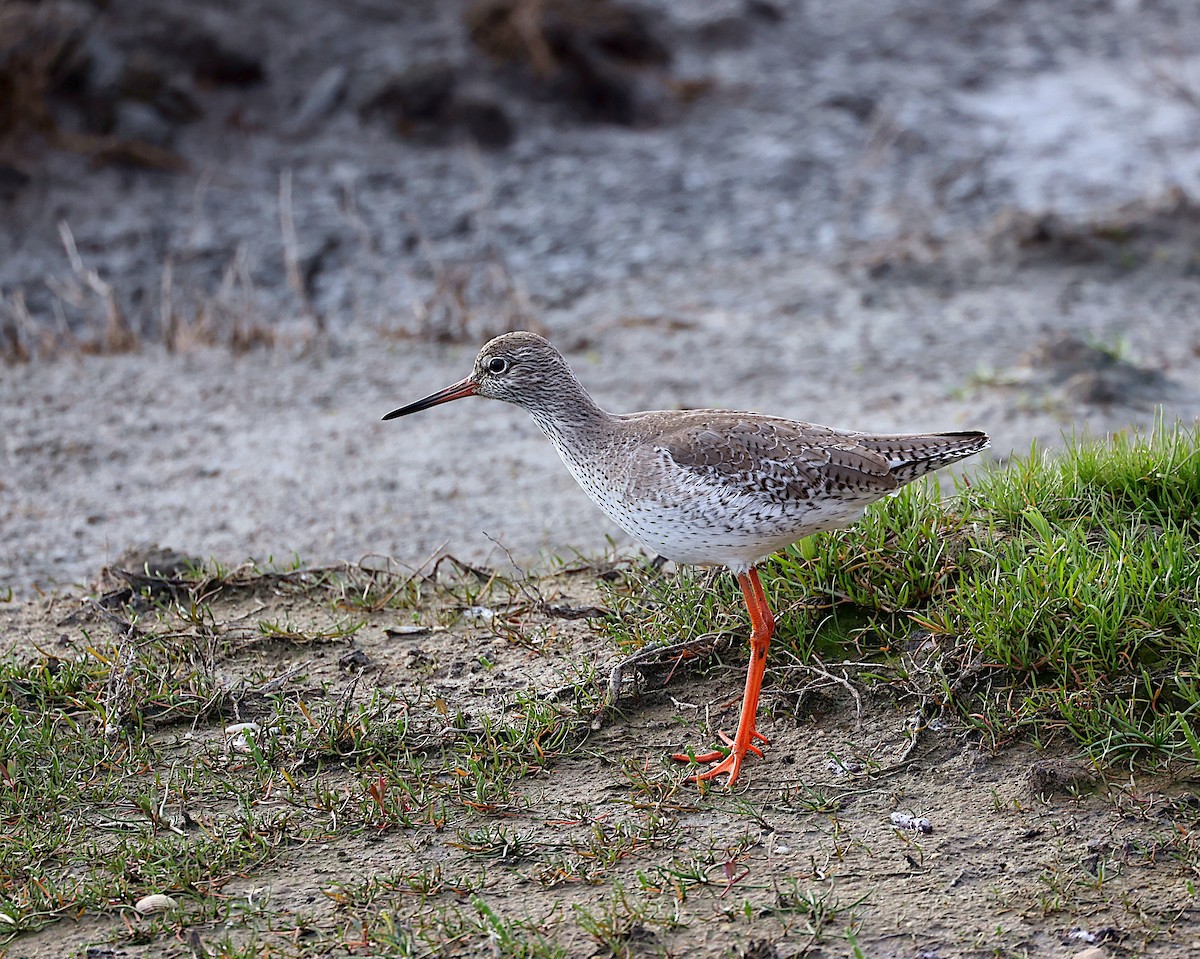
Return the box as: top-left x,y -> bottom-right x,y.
487,357 -> 509,374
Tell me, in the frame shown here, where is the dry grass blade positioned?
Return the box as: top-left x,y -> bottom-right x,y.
279,168 -> 325,335
56,221 -> 139,354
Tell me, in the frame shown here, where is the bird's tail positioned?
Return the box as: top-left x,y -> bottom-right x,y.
860,430 -> 990,484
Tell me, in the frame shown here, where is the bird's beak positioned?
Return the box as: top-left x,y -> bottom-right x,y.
382,377 -> 478,420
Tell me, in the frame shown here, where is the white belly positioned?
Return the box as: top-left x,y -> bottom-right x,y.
552,439 -> 868,573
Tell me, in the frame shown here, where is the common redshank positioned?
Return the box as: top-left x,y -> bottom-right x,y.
383,332 -> 988,787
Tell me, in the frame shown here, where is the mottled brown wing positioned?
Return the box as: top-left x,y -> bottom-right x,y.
659,416 -> 898,503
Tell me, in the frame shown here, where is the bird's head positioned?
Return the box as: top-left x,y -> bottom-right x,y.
382,331 -> 573,419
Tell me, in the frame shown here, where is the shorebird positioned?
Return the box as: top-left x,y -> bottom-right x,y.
383,332 -> 988,787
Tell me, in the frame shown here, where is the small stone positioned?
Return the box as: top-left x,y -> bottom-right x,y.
338,648 -> 374,673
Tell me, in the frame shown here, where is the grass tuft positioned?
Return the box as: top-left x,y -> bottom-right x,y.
604,419 -> 1200,766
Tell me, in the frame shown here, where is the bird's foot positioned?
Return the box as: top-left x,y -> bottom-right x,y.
672,729 -> 769,787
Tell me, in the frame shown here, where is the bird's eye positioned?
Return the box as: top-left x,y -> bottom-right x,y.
487,357 -> 510,374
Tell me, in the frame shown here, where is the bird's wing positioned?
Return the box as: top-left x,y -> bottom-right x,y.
657,415 -> 898,503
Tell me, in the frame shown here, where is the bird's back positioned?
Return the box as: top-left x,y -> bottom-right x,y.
627,411 -> 987,503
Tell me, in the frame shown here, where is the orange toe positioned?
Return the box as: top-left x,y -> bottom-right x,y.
686,748 -> 749,786
673,747 -> 727,765
671,726 -> 768,787
716,729 -> 768,758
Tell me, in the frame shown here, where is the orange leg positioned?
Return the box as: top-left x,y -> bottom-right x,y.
672,567 -> 774,787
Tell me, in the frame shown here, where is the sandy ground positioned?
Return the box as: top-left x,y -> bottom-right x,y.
7,0 -> 1200,596
2,571 -> 1198,958
5,252 -> 1200,597
2,5 -> 1200,585
5,0 -> 1200,595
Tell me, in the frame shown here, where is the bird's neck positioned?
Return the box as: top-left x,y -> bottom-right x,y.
523,380 -> 615,454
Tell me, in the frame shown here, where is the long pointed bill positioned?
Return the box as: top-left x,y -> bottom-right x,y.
382,377 -> 478,420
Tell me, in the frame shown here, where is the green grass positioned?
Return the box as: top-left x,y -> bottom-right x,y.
0,645 -> 310,937
0,562 -> 593,951
604,419 -> 1200,766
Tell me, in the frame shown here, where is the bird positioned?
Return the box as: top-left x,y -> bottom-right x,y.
383,331 -> 989,787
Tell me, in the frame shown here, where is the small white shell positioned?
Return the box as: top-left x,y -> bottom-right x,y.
385,625 -> 431,637
889,812 -> 933,833
224,722 -> 262,754
462,605 -> 495,623
826,757 -> 864,776
134,893 -> 179,914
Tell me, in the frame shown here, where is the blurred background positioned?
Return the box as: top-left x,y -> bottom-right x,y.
3,0 -> 1200,594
